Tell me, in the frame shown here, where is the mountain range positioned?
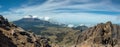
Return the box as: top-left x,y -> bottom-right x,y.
13,15 -> 63,34
13,15 -> 88,46
13,15 -> 88,34
1,15 -> 120,47
0,15 -> 51,47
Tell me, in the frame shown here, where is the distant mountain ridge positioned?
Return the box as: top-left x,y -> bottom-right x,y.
13,15 -> 62,34
13,15 -> 89,47
1,15 -> 120,47
14,15 -> 59,26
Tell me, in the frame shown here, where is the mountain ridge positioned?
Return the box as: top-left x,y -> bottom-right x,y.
0,15 -> 51,47
13,15 -> 62,34
74,21 -> 120,47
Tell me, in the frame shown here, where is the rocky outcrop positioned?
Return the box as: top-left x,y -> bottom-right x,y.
0,15 -> 17,30
75,21 -> 120,47
0,15 -> 51,47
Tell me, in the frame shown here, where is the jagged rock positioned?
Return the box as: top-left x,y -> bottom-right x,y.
0,15 -> 51,47
0,30 -> 17,47
0,15 -> 17,30
75,21 -> 120,47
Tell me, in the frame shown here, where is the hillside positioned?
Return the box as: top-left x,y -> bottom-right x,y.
74,22 -> 120,47
0,15 -> 120,47
11,15 -> 120,47
40,27 -> 81,47
49,21 -> 120,47
13,15 -> 89,47
0,15 -> 51,47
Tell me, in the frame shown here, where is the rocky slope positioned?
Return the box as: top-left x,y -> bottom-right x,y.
13,15 -> 88,47
2,14 -> 120,47
75,22 -> 120,47
0,15 -> 51,47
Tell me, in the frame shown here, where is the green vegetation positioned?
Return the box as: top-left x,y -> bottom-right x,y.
39,26 -> 81,45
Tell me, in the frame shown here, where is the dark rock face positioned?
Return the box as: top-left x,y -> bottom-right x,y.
0,15 -> 10,29
75,21 -> 120,47
0,30 -> 17,47
0,15 -> 17,30
0,15 -> 51,47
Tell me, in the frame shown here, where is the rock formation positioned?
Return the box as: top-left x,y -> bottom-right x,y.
75,21 -> 120,47
0,15 -> 51,47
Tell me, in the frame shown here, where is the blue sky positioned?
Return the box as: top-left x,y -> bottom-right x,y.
0,0 -> 120,26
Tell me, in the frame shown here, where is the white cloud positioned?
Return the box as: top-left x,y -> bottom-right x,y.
23,15 -> 38,18
3,0 -> 118,14
43,16 -> 51,21
67,24 -> 74,28
7,0 -> 119,15
0,0 -> 120,25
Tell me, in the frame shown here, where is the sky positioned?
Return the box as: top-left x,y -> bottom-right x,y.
0,0 -> 120,26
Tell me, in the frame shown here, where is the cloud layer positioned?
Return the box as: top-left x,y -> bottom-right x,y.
0,0 -> 120,26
